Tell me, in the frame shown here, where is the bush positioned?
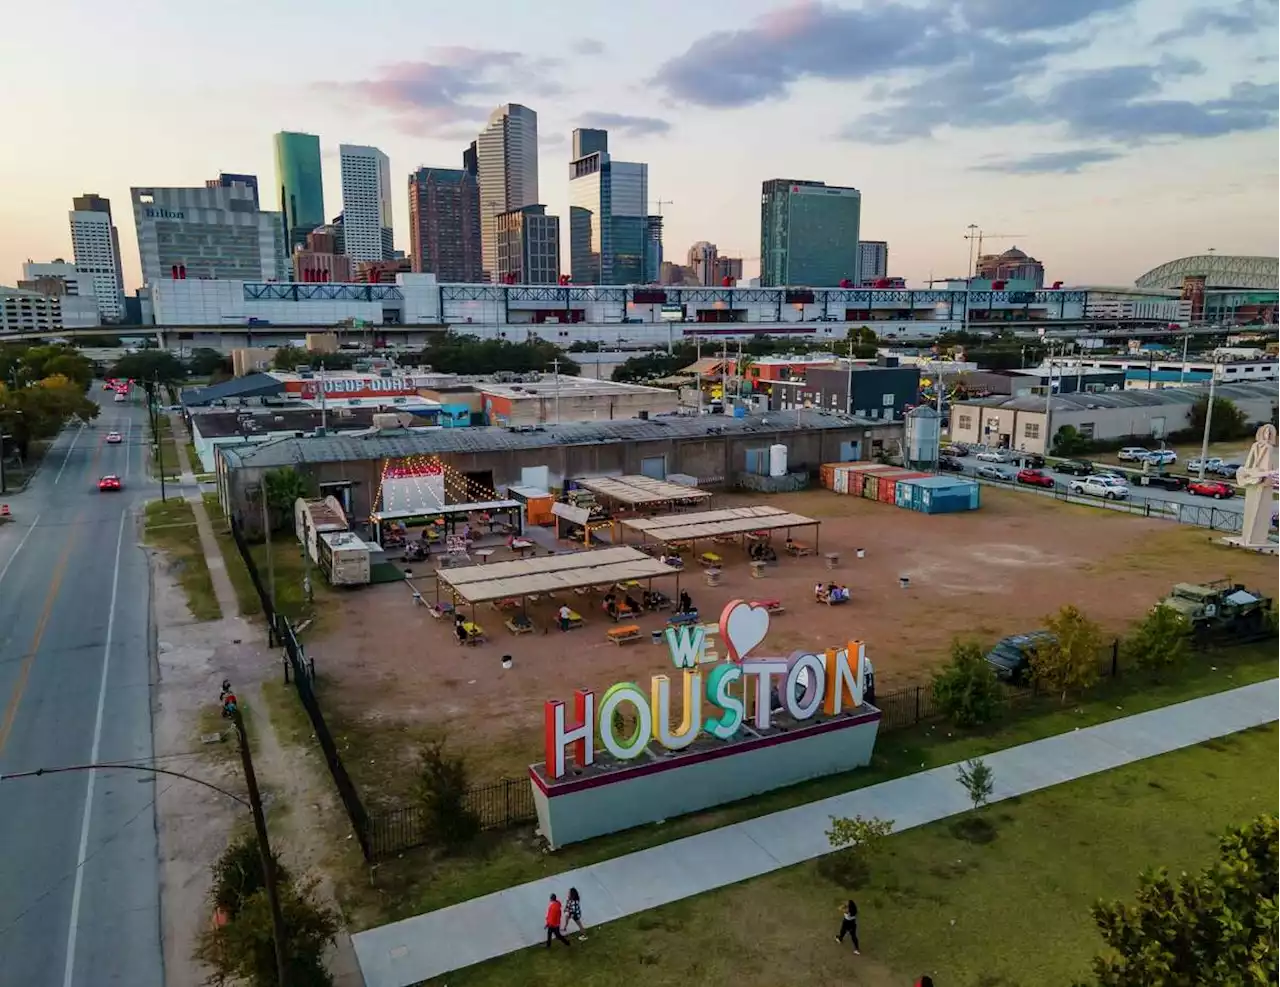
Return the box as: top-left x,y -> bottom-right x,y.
1190,396 -> 1250,443
210,835 -> 290,922
415,738 -> 480,848
931,640 -> 1005,728
822,814 -> 895,886
1123,605 -> 1192,677
1052,425 -> 1091,457
1032,605 -> 1105,702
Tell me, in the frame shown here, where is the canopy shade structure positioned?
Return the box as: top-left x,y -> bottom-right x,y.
620,505 -> 819,544
371,499 -> 521,524
574,475 -> 712,507
436,546 -> 679,605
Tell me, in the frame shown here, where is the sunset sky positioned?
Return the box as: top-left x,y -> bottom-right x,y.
1,0 -> 1276,292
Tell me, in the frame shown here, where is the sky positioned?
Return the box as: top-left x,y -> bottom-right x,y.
1,0 -> 1277,293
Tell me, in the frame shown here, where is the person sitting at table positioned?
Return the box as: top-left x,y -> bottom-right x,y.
785,537 -> 795,553
814,582 -> 826,602
603,592 -> 619,620
829,585 -> 850,603
454,614 -> 469,646
678,590 -> 693,614
623,594 -> 640,615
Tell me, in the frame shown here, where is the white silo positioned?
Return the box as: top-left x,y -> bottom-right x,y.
768,443 -> 788,477
905,405 -> 941,466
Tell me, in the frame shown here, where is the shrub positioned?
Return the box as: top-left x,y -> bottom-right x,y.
1052,425 -> 1090,456
931,640 -> 1004,728
415,738 -> 481,848
1031,605 -> 1105,702
1123,604 -> 1192,677
210,834 -> 290,922
821,815 -> 896,887
956,758 -> 995,811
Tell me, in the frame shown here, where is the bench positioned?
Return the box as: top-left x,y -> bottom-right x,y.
606,624 -> 642,645
557,609 -> 584,630
428,602 -> 454,619
461,622 -> 486,645
505,617 -> 534,636
698,551 -> 722,567
755,599 -> 786,615
785,543 -> 813,558
819,594 -> 850,606
667,610 -> 699,627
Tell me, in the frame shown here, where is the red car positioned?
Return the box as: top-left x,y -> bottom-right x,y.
98,475 -> 122,492
1188,479 -> 1233,499
1016,468 -> 1055,488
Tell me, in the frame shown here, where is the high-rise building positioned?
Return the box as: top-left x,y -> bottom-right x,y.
68,193 -> 125,320
207,173 -> 261,207
496,205 -> 560,284
408,167 -> 483,282
572,128 -> 608,159
130,180 -> 286,285
476,104 -> 539,279
273,132 -> 325,251
19,259 -> 100,327
463,141 -> 478,177
568,128 -> 660,285
340,144 -> 394,262
292,228 -> 352,283
714,256 -> 744,285
976,246 -> 1045,288
687,241 -> 718,285
858,240 -> 889,283
759,179 -> 861,287
355,258 -> 411,283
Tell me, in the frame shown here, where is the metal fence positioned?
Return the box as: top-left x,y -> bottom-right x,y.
366,778 -> 537,859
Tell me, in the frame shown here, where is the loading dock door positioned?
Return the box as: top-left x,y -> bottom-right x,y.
839,440 -> 861,462
640,456 -> 667,480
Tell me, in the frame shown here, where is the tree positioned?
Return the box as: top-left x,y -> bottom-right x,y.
188,347 -> 233,378
1190,395 -> 1250,443
956,758 -> 994,810
823,814 -> 895,885
109,350 -> 186,385
1123,604 -> 1192,677
1031,605 -> 1105,702
612,352 -> 686,383
262,468 -> 312,530
1053,425 -> 1091,456
196,835 -> 339,987
0,375 -> 99,456
414,738 -> 480,848
931,640 -> 1005,728
1076,814 -> 1278,987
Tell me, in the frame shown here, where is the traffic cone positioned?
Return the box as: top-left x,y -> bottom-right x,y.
0,505 -> 10,518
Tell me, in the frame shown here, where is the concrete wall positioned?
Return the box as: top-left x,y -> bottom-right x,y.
531,711 -> 880,849
489,389 -> 681,427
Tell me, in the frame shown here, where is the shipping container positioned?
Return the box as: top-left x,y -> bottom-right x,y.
898,475 -> 982,514
849,471 -> 866,497
882,471 -> 928,504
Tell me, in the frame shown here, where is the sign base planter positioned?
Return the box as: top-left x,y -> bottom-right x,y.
530,705 -> 881,849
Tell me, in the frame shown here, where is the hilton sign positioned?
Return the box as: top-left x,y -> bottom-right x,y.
144,208 -> 186,220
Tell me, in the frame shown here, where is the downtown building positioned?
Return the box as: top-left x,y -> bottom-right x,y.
18,260 -> 100,327
858,240 -> 889,283
475,104 -> 539,280
274,132 -> 326,251
568,128 -> 662,285
340,144 -> 394,262
408,167 -> 484,283
760,179 -> 861,287
68,193 -> 126,320
496,205 -> 560,284
131,177 -> 287,286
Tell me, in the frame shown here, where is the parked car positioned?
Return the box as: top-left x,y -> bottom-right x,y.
938,456 -> 965,473
1054,459 -> 1094,476
1069,475 -> 1130,500
1117,447 -> 1151,462
1144,449 -> 1177,465
1187,479 -> 1234,499
975,449 -> 1008,463
942,443 -> 969,457
975,464 -> 1010,481
985,631 -> 1057,684
1013,453 -> 1046,469
1211,461 -> 1243,477
1136,471 -> 1188,491
1187,457 -> 1224,472
1016,468 -> 1055,488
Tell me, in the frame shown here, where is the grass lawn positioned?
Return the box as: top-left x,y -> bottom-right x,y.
144,498 -> 221,620
428,723 -> 1279,987
332,641 -> 1278,931
202,493 -> 262,617
150,415 -> 179,479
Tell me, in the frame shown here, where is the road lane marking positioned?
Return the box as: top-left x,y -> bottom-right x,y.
53,425 -> 85,485
0,525 -> 76,757
0,513 -> 41,591
122,417 -> 132,481
62,508 -> 128,987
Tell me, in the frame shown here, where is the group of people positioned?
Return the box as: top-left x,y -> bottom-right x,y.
748,540 -> 778,563
453,612 -> 477,646
543,888 -> 587,947
815,582 -> 851,604
657,552 -> 684,569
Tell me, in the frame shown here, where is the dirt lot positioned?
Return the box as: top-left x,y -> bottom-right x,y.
313,487 -> 1279,787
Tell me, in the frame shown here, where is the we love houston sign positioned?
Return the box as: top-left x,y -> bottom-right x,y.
543,599 -> 870,780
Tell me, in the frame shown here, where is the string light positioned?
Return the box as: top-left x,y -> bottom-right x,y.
373,455 -> 501,517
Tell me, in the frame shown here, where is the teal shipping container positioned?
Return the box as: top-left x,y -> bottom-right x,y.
900,475 -> 981,514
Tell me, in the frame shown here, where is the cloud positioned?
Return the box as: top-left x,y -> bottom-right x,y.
970,148 -> 1122,174
542,132 -> 567,147
1153,0 -> 1278,43
570,37 -> 605,55
576,111 -> 672,137
318,47 -> 562,135
951,0 -> 1138,32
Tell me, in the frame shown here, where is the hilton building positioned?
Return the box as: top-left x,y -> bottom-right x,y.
132,178 -> 287,286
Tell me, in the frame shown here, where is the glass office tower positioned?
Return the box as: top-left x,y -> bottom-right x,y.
273,132 -> 326,251
760,179 -> 861,287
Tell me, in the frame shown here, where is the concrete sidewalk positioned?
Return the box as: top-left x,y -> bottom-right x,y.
352,679 -> 1279,987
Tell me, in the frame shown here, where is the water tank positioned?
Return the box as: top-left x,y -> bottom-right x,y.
769,443 -> 788,477
905,405 -> 942,464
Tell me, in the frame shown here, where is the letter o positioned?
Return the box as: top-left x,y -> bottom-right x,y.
785,653 -> 826,720
598,683 -> 652,760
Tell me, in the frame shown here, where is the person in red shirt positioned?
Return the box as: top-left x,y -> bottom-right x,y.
544,894 -> 570,948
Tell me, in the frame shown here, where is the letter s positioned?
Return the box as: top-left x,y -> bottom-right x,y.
703,664 -> 743,740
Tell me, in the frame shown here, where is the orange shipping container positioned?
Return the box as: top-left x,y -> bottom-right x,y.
524,495 -> 555,526
879,471 -> 928,503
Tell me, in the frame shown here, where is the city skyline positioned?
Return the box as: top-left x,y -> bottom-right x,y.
1,0 -> 1276,293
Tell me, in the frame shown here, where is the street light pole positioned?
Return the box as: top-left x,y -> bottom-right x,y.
1196,360 -> 1218,481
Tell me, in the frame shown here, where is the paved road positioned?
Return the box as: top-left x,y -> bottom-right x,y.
0,390 -> 162,986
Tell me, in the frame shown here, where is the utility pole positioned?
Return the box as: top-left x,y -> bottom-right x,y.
550,359 -> 561,425
259,485 -> 276,612
1196,361 -> 1218,481
1043,342 -> 1054,454
222,685 -> 289,987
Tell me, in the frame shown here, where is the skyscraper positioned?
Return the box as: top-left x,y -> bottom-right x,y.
858,240 -> 889,283
207,173 -> 261,207
496,205 -> 560,284
273,132 -> 325,251
476,104 -> 539,279
408,167 -> 483,282
759,179 -> 862,287
568,128 -> 660,285
687,241 -> 718,285
572,128 -> 608,159
68,193 -> 125,320
131,180 -> 286,285
340,144 -> 394,262
463,141 -> 478,177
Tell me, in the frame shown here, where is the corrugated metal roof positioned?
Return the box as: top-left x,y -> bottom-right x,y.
219,409 -> 881,469
957,380 -> 1276,413
182,373 -> 285,405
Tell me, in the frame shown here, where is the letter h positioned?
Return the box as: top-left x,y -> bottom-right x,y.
543,689 -> 595,780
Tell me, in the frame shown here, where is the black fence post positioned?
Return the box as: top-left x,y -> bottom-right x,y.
1111,638 -> 1119,677
914,686 -> 921,723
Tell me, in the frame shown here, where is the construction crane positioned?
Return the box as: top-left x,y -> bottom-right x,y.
963,228 -> 1028,271
652,199 -> 674,216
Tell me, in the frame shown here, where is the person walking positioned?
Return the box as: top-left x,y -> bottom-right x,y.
835,899 -> 860,954
544,893 -> 571,948
562,887 -> 587,940
558,603 -> 572,632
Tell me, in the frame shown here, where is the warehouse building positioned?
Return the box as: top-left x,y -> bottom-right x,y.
948,381 -> 1277,455
216,411 -> 902,527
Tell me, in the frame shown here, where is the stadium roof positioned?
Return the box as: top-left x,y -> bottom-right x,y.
1134,255 -> 1279,291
